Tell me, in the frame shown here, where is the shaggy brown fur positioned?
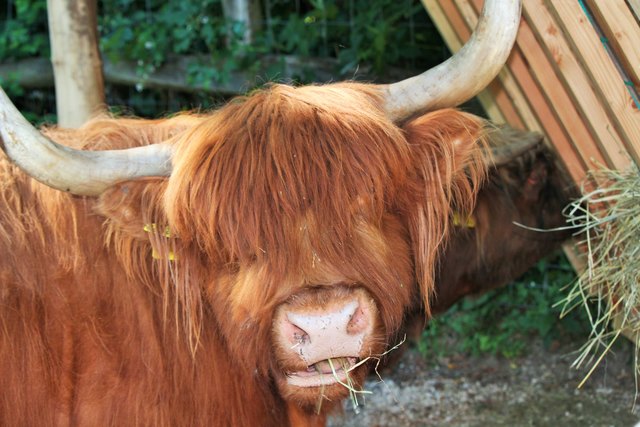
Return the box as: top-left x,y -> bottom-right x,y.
0,82 -> 486,426
429,131 -> 574,314
395,128 -> 576,352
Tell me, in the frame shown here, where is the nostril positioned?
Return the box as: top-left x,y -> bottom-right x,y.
283,319 -> 310,347
292,324 -> 310,345
346,305 -> 369,335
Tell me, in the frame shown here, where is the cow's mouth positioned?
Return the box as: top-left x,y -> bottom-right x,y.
286,357 -> 358,387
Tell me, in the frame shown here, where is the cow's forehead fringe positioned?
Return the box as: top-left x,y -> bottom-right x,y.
71,82 -> 487,331
165,83 -> 414,268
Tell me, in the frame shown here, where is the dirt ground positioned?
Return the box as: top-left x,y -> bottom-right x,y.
328,338 -> 640,427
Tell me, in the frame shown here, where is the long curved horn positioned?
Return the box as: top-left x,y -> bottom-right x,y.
383,0 -> 522,122
0,87 -> 172,196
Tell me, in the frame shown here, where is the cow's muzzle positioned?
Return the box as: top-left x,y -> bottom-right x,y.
272,286 -> 380,389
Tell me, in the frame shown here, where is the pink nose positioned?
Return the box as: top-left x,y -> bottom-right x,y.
276,295 -> 374,365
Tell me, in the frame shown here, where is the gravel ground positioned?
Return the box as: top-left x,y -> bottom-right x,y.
328,339 -> 640,427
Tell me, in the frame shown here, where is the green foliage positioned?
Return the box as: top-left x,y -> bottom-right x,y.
22,110 -> 57,126
97,0 -> 440,86
265,0 -> 441,75
99,0 -> 242,85
0,0 -> 49,60
0,74 -> 24,97
1,0 -> 444,117
2,0 -> 441,80
418,254 -> 590,360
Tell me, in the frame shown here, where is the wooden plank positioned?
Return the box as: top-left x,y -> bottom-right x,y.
461,0 -> 587,182
563,241 -> 587,274
428,0 -> 591,273
515,20 -> 608,169
434,0 -> 534,129
523,0 -> 631,171
508,50 -> 587,183
587,0 -> 640,91
485,79 -> 523,127
453,0 -> 543,132
625,0 -> 640,29
549,0 -> 640,165
420,0 -> 463,52
453,0 -> 480,27
422,0 -> 507,124
440,0 -> 515,126
493,55 -> 542,132
513,3 -> 612,171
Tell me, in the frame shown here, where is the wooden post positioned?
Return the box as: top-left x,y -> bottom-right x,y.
222,0 -> 263,45
47,0 -> 105,128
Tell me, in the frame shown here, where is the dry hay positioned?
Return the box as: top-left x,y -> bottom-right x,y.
315,336 -> 406,415
560,165 -> 640,391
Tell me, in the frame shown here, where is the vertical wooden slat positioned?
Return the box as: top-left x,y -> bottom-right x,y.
421,0 -> 507,124
516,14 -> 609,169
450,0 -> 542,133
424,0 -> 640,181
628,0 -> 640,21
420,0 -> 462,51
504,51 -> 587,183
428,0 -> 532,128
464,0 -> 605,171
548,0 -> 640,165
485,79 -> 522,127
523,0 -> 631,171
451,3 -> 525,127
460,0 -> 588,182
492,61 -> 545,134
587,0 -> 640,90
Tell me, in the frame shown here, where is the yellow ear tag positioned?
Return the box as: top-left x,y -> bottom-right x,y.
151,249 -> 176,261
143,223 -> 171,238
452,212 -> 476,228
144,223 -> 176,260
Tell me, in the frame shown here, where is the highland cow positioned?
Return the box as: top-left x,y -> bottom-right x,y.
432,128 -> 575,314
0,1 -> 521,425
396,129 -> 575,349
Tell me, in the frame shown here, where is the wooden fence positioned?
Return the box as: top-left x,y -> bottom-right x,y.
421,0 -> 640,184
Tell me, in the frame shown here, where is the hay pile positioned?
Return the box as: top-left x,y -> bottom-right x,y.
560,165 -> 640,387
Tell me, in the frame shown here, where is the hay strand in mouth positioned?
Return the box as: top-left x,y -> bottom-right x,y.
311,336 -> 408,415
314,370 -> 327,415
346,335 -> 407,374
327,357 -> 371,414
559,166 -> 640,391
341,335 -> 407,413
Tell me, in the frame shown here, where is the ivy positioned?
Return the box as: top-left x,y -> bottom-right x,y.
2,0 -> 442,80
1,0 -> 444,117
0,0 -> 49,60
419,254 -> 591,360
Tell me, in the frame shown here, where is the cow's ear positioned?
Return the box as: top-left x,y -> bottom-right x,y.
522,159 -> 549,203
399,109 -> 487,316
95,179 -> 169,241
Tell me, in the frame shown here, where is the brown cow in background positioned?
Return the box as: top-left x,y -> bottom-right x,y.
0,1 -> 522,426
390,128 -> 576,363
432,128 -> 575,315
